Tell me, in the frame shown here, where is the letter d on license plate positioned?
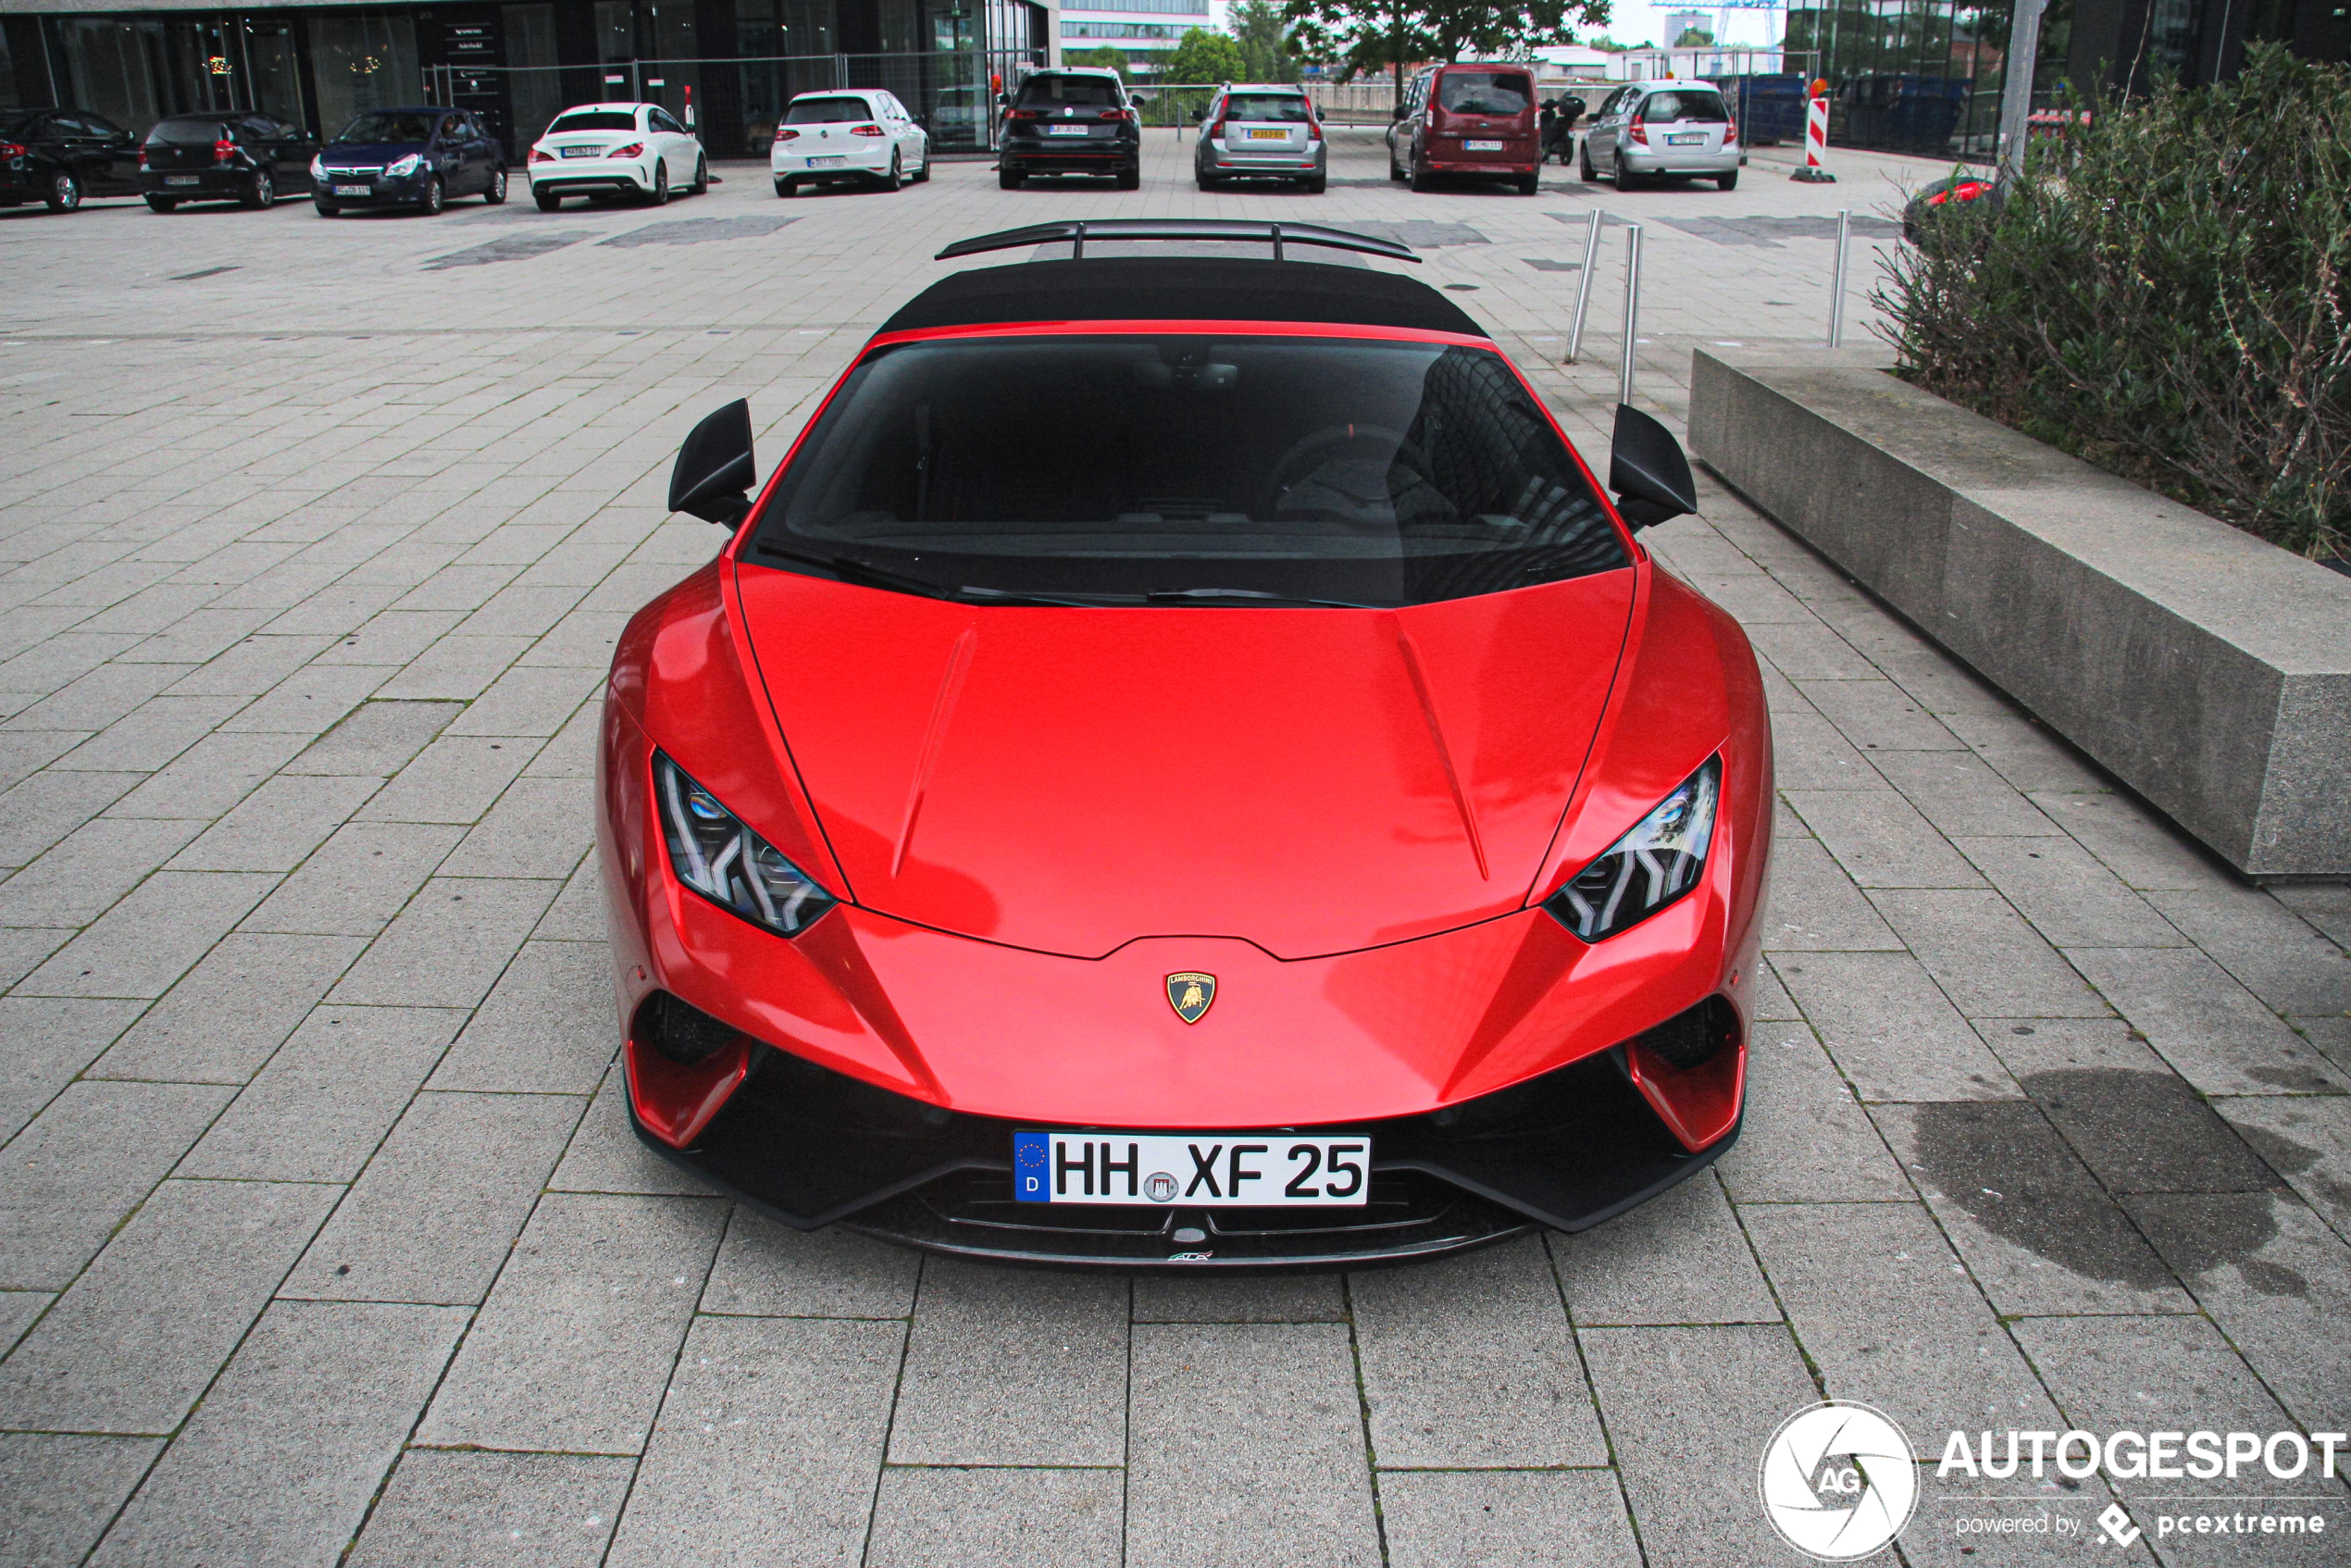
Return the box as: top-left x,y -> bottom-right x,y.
1014,1131 -> 1369,1206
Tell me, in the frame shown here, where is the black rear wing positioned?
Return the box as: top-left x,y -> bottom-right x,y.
934,218 -> 1421,264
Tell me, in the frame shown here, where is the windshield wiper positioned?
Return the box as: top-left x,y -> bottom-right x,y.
1143,587 -> 1378,609
956,585 -> 1138,608
751,541 -> 960,602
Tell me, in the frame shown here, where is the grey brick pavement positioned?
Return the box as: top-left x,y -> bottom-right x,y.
1,129 -> 2346,1564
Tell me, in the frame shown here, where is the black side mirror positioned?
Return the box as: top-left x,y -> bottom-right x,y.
669,400 -> 757,526
1392,105 -> 1408,120
996,92 -> 1012,106
1609,403 -> 1698,530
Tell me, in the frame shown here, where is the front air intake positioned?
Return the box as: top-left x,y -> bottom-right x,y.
1628,996 -> 1738,1072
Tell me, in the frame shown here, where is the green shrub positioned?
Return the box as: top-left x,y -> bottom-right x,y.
1875,45 -> 2350,560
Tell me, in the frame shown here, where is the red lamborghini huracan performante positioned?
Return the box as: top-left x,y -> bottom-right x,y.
598,219 -> 1773,1266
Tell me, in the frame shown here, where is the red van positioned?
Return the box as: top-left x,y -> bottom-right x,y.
1387,64 -> 1541,194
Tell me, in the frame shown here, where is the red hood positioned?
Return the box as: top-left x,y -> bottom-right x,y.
731,562 -> 1636,959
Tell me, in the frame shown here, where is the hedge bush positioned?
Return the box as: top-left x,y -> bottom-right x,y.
1875,45 -> 2350,561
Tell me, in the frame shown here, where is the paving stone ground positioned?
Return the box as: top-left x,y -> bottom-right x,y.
2,128 -> 2347,1566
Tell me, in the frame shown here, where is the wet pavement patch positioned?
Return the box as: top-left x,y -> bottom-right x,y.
1523,258 -> 1583,272
1907,1098 -> 2178,1289
2022,1067 -> 2280,1194
600,214 -> 802,247
2127,1190 -> 2309,1297
421,232 -> 588,269
2226,1116 -> 2351,1218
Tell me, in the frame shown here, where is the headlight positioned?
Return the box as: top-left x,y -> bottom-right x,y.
654,753 -> 836,937
1542,757 -> 1720,941
309,154 -> 326,180
386,153 -> 421,177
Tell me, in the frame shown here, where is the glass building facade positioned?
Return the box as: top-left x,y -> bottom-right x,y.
1787,0 -> 2346,156
0,0 -> 1052,160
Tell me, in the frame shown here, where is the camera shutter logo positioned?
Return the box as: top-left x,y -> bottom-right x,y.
1759,1401 -> 1919,1560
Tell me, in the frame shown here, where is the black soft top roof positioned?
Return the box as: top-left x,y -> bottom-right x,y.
875,257 -> 1488,339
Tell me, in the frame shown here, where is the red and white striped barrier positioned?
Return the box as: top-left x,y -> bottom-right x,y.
1791,87 -> 1835,183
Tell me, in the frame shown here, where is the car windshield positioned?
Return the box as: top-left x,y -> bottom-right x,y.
1437,73 -> 1531,115
1224,93 -> 1311,123
147,118 -> 230,145
548,109 -> 638,133
753,336 -> 1625,608
335,112 -> 438,143
1017,75 -> 1119,109
1640,91 -> 1728,122
786,96 -> 874,124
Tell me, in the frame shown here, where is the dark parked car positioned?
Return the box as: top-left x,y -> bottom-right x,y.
314,107 -> 506,216
0,109 -> 141,212
997,68 -> 1140,190
1387,64 -> 1542,195
141,113 -> 316,212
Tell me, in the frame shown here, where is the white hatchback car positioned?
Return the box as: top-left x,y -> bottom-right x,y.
771,89 -> 930,195
527,102 -> 705,210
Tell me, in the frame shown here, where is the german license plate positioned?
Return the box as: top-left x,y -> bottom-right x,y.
1246,128 -> 1287,140
1046,125 -> 1091,136
166,175 -> 200,186
806,155 -> 845,167
1465,139 -> 1504,151
561,145 -> 600,157
1668,132 -> 1707,144
332,182 -> 369,196
1014,1131 -> 1370,1207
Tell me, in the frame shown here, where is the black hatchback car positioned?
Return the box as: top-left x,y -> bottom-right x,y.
1,109 -> 141,213
141,113 -> 316,211
998,68 -> 1140,190
314,107 -> 506,216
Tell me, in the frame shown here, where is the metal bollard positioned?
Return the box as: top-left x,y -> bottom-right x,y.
1619,224 -> 1643,404
1825,208 -> 1851,348
1564,208 -> 1604,363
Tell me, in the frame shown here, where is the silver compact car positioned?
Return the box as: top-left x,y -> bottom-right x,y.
1194,85 -> 1326,193
1579,80 -> 1741,191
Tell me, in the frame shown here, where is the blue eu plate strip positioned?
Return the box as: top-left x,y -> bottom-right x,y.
1014,1130 -> 1051,1203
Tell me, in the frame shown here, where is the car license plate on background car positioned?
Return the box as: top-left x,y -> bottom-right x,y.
332,183 -> 369,196
1246,128 -> 1287,140
807,156 -> 845,167
166,175 -> 199,186
1014,1131 -> 1369,1206
1668,132 -> 1707,144
1465,139 -> 1504,151
1046,125 -> 1091,136
561,146 -> 599,157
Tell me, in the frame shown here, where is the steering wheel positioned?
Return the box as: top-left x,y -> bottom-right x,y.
1269,424 -> 1426,514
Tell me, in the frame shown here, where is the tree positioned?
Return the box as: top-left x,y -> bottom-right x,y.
1673,26 -> 1714,44
1163,28 -> 1248,86
1064,46 -> 1132,81
1230,0 -> 1303,82
1284,0 -> 1612,103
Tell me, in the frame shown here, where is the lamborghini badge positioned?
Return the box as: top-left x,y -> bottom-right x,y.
1165,972 -> 1216,1024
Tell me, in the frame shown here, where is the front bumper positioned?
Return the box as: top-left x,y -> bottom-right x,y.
626,990 -> 1741,1267
599,689 -> 1758,1266
313,171 -> 432,205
